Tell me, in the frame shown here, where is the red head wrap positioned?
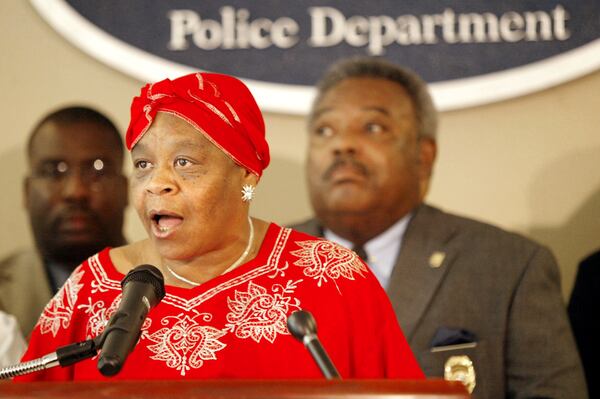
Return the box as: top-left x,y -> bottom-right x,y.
126,72 -> 270,177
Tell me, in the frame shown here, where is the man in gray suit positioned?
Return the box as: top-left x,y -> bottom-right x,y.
0,106 -> 128,337
291,57 -> 586,398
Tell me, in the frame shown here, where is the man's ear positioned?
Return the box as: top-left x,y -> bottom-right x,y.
417,137 -> 437,200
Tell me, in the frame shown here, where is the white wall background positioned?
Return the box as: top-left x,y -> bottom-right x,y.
2,1 -> 599,299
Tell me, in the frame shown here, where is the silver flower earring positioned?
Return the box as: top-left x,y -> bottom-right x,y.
241,184 -> 255,202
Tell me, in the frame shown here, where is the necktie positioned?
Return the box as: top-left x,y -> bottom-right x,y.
352,244 -> 369,263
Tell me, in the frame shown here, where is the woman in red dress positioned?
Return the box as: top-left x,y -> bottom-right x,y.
17,72 -> 423,381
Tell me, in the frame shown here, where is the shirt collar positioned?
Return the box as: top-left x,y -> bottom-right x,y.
324,213 -> 412,288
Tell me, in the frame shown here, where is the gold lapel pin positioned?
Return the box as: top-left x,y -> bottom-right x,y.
429,251 -> 446,268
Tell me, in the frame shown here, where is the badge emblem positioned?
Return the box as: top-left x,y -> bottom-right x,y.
444,355 -> 476,394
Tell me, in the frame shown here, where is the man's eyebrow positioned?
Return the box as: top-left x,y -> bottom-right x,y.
362,106 -> 390,116
36,158 -> 62,163
310,106 -> 333,122
311,105 -> 390,122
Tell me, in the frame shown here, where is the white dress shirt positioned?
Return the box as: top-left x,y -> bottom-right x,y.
324,213 -> 412,289
0,310 -> 26,367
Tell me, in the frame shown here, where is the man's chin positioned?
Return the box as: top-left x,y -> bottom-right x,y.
49,242 -> 106,265
326,195 -> 373,213
321,206 -> 373,219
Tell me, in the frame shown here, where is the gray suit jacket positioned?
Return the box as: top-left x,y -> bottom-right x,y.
291,204 -> 587,399
0,249 -> 53,338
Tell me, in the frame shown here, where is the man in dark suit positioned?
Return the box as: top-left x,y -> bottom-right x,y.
0,106 -> 128,337
569,249 -> 600,398
291,57 -> 586,398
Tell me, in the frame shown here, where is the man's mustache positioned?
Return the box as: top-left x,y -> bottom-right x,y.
50,204 -> 101,230
323,158 -> 369,181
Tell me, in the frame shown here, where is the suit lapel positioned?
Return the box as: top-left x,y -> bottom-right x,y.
294,212 -> 458,342
290,218 -> 323,238
387,204 -> 459,341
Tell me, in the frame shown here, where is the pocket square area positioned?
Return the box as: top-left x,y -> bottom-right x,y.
430,327 -> 477,347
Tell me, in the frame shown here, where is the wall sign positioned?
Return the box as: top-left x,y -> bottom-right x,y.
32,0 -> 600,113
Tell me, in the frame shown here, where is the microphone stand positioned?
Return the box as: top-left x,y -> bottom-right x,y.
287,310 -> 341,380
0,334 -> 104,379
1,265 -> 166,380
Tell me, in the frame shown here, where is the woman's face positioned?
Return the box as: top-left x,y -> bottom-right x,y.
130,112 -> 254,261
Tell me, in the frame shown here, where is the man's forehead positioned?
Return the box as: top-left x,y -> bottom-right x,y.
313,78 -> 415,120
314,104 -> 391,119
30,121 -> 120,160
30,142 -> 117,164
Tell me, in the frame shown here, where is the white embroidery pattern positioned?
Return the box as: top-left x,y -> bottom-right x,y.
38,268 -> 85,337
78,294 -> 121,339
77,294 -> 153,342
145,313 -> 226,376
268,260 -> 289,279
225,280 -> 300,343
156,227 -> 293,312
291,240 -> 367,291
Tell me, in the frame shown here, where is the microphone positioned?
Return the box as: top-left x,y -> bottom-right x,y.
97,264 -> 165,377
287,310 -> 341,379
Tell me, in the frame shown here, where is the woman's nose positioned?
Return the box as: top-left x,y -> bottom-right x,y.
145,166 -> 177,196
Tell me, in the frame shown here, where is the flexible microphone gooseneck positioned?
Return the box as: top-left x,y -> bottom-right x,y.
287,310 -> 341,379
0,337 -> 101,379
96,264 -> 165,376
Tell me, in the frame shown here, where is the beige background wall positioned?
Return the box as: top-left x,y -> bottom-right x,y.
2,1 -> 599,299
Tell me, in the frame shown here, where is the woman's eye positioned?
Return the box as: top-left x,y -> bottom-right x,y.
175,158 -> 190,167
134,160 -> 149,169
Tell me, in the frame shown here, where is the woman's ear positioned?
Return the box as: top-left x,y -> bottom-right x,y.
242,168 -> 259,186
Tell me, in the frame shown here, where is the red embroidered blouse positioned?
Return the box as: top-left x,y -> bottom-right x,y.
17,224 -> 423,381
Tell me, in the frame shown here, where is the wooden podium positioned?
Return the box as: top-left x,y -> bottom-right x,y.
0,379 -> 468,398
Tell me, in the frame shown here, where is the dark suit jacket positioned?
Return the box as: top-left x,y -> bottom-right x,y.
568,250 -> 600,399
291,204 -> 587,399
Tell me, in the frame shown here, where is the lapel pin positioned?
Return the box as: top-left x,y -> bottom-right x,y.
429,251 -> 446,268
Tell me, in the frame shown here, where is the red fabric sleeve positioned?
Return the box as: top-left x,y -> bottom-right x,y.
301,248 -> 424,379
346,266 -> 424,378
14,264 -> 90,382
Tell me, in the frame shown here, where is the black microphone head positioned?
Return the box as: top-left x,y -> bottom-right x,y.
97,265 -> 165,377
97,355 -> 122,377
287,310 -> 317,341
122,264 -> 166,306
